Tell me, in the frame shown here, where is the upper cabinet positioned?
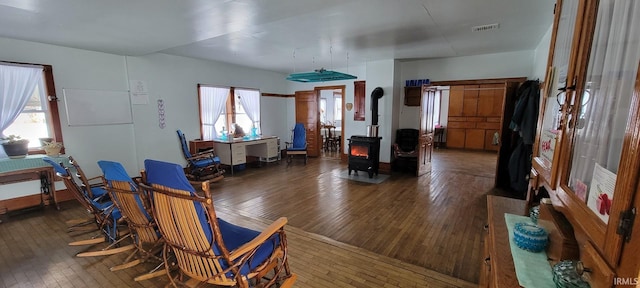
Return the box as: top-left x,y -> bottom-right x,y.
534,0 -> 640,281
533,0 -> 584,190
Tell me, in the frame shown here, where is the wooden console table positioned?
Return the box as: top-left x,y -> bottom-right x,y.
0,155 -> 68,215
480,195 -> 528,287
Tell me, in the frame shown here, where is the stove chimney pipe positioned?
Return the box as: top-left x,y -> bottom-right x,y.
371,87 -> 384,126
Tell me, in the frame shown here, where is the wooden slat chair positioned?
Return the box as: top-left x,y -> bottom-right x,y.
57,156 -> 110,231
98,160 -> 167,281
69,156 -> 109,200
141,159 -> 297,288
42,157 -> 133,256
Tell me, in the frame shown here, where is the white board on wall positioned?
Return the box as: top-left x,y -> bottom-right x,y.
63,88 -> 132,126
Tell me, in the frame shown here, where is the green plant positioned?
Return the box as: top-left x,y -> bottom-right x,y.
1,135 -> 29,144
42,141 -> 63,148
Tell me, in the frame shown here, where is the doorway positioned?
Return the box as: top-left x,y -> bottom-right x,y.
315,85 -> 346,160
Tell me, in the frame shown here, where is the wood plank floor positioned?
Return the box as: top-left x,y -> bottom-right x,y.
212,149 -> 497,283
0,149 -> 498,287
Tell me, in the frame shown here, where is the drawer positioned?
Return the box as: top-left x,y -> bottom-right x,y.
448,116 -> 467,122
477,122 -> 501,129
448,121 -> 476,129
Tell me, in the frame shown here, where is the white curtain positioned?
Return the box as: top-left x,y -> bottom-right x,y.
200,86 -> 229,140
569,0 -> 640,188
236,88 -> 260,128
0,64 -> 43,157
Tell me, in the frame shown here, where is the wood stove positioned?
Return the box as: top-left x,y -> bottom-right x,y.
348,136 -> 381,178
348,86 -> 384,178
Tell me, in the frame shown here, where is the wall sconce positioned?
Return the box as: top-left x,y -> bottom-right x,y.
346,103 -> 353,111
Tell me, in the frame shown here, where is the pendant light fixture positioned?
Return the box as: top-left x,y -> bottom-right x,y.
286,47 -> 357,83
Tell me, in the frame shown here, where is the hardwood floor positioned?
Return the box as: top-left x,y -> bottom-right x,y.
0,149 -> 497,287
213,149 -> 498,283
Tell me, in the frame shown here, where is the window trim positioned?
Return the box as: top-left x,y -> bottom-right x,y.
1,62 -> 64,155
197,84 -> 260,139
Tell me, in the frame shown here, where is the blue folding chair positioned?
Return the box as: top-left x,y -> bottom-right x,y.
42,157 -> 132,256
285,123 -> 308,165
176,129 -> 225,182
141,159 -> 297,288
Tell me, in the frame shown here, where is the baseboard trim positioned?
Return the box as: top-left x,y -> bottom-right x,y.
0,189 -> 74,214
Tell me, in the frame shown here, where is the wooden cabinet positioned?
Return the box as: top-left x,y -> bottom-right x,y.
404,86 -> 421,106
481,196 -> 527,288
462,85 -> 479,116
353,81 -> 365,121
448,85 -> 464,116
445,84 -> 507,151
528,0 -> 640,285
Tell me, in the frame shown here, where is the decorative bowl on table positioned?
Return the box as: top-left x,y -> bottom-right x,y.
513,222 -> 548,252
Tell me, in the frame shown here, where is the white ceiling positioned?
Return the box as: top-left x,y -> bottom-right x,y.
0,0 -> 555,74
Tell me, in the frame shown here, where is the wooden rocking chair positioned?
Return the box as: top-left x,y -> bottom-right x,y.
176,129 -> 225,183
42,157 -> 133,257
141,159 -> 297,288
98,160 -> 168,281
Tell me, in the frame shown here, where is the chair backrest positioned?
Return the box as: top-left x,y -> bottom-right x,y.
292,123 -> 306,149
98,160 -> 158,244
43,157 -> 96,214
143,159 -> 233,284
68,156 -> 102,199
396,129 -> 419,152
176,129 -> 193,159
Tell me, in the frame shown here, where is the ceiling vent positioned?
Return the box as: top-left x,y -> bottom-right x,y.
472,23 -> 500,32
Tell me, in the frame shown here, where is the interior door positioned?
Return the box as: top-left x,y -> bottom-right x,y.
417,87 -> 436,176
295,90 -> 320,157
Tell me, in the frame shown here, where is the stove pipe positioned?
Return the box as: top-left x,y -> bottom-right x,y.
371,87 -> 384,126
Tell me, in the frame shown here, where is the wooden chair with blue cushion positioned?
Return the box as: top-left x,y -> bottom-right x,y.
141,159 -> 297,288
176,129 -> 225,182
42,157 -> 133,257
285,123 -> 307,165
98,160 -> 167,281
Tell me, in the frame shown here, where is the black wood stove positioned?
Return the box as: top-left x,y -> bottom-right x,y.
348,87 -> 384,178
348,136 -> 382,178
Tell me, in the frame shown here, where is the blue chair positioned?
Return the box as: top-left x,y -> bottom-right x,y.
98,160 -> 166,281
141,159 -> 297,287
285,123 -> 308,165
42,157 -> 132,256
176,129 -> 225,182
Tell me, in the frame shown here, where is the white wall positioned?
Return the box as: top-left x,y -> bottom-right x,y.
364,59 -> 397,163
0,36 -> 291,200
124,53 -> 290,169
401,50 -> 534,82
532,25 -> 553,81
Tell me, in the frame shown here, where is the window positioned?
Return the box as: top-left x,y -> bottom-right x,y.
334,96 -> 342,121
0,62 -> 62,155
320,98 -> 327,124
433,90 -> 441,127
198,85 -> 260,140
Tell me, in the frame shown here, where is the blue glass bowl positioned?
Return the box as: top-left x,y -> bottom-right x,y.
513,222 -> 548,252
